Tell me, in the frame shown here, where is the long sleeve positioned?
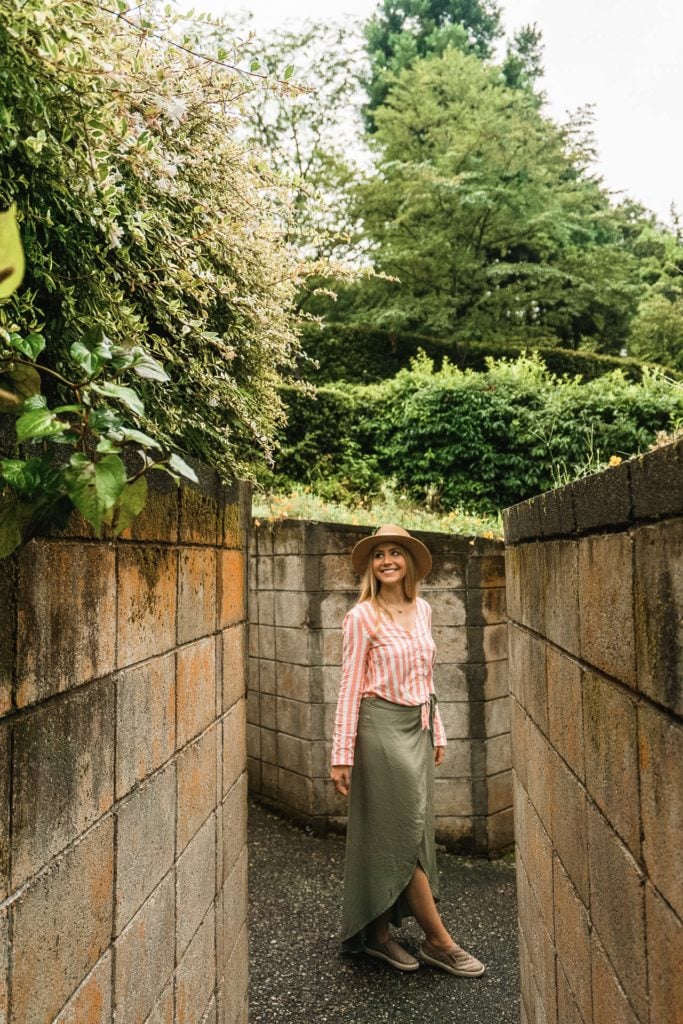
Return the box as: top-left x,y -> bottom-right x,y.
331,607 -> 371,766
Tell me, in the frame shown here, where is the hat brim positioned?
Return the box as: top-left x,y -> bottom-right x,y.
351,532 -> 432,580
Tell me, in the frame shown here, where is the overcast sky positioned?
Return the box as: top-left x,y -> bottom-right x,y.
180,0 -> 683,225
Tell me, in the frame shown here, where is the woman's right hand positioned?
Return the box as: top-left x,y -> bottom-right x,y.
331,765 -> 351,797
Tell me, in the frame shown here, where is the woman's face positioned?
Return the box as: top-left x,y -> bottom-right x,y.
371,543 -> 407,586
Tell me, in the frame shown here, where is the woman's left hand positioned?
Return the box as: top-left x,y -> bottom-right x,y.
434,745 -> 445,767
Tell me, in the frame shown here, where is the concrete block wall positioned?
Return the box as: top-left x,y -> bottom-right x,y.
504,440 -> 683,1024
0,473 -> 250,1024
247,519 -> 511,854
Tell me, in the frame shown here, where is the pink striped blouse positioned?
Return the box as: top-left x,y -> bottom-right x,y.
331,596 -> 447,766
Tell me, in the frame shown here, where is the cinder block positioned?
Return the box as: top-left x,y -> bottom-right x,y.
512,543 -> 545,634
553,855 -> 591,1023
507,621 -> 525,705
485,731 -> 511,776
587,801 -> 647,1020
434,817 -> 473,850
487,770 -> 512,815
525,890 -> 557,1024
433,663 -> 468,701
255,555 -> 273,590
278,767 -> 313,816
247,756 -> 261,793
12,817 -> 114,1024
218,924 -> 248,1024
246,690 -> 259,729
115,764 -> 175,935
483,659 -> 509,701
322,628 -> 342,665
176,813 -> 217,958
484,695 -> 510,737
271,520 -> 308,555
272,555 -> 308,591
639,703 -> 683,918
223,698 -> 247,796
222,625 -> 246,713
12,676 -> 115,889
312,777 -> 347,817
590,931 -> 640,1024
221,773 -> 247,883
257,658 -> 275,696
319,590 -> 356,629
503,545 -> 522,624
117,545 -> 177,668
260,728 -> 277,765
259,694 -> 276,731
247,656 -> 259,694
274,589 -> 312,628
177,547 -> 217,645
177,637 -> 217,749
555,961 -> 586,1024
573,462 -> 631,532
261,762 -> 277,799
179,486 -> 219,546
438,701 -> 469,740
217,847 -> 248,982
218,549 -> 245,629
0,727 -> 7,902
115,872 -> 175,1024
177,725 -> 218,853
277,662 -> 314,702
432,624 -> 467,663
434,778 -> 472,816
508,625 -> 546,733
52,951 -> 112,1024
583,671 -> 640,856
510,700 -> 528,792
436,738 -> 471,777
549,753 -> 588,905
486,807 -> 513,851
424,548 -> 466,588
16,540 -> 116,706
276,696 -> 312,738
122,487 -> 178,545
274,625 -> 311,665
145,983 -> 174,1024
320,554 -> 357,591
221,494 -> 244,550
645,882 -> 683,1024
522,797 -> 554,937
466,586 -> 506,626
473,623 -> 508,663
427,589 -> 467,626
255,588 -> 273,626
257,624 -> 275,661
631,440 -> 683,519
578,533 -> 636,688
278,733 -> 312,776
466,553 -> 505,589
526,720 -> 553,833
116,654 -> 175,799
543,540 -> 580,656
546,649 -> 583,781
634,519 -> 683,716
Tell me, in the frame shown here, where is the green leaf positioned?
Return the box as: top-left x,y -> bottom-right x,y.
283,64 -> 294,81
129,347 -> 169,382
91,381 -> 145,418
0,203 -> 25,299
96,438 -> 121,453
0,365 -> 42,411
65,453 -> 127,535
167,452 -> 199,483
21,393 -> 47,411
11,333 -> 45,360
116,427 -> 162,450
112,475 -> 148,535
70,340 -> 102,377
16,407 -> 66,442
0,494 -> 23,557
90,407 -> 123,434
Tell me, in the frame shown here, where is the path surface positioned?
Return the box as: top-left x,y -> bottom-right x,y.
248,800 -> 519,1024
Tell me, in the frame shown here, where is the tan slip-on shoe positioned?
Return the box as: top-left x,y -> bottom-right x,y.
365,938 -> 420,972
420,940 -> 486,977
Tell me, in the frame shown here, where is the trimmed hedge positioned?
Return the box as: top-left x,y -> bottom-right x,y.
299,323 -> 681,384
270,354 -> 683,514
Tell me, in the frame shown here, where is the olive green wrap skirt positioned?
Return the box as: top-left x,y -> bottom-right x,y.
340,695 -> 439,952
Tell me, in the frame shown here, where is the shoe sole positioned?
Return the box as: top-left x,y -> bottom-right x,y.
420,948 -> 486,977
365,948 -> 420,972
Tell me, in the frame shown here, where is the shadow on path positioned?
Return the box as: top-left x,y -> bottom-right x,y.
248,799 -> 519,1024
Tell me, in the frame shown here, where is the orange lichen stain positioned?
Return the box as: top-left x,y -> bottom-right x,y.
59,972 -> 105,1024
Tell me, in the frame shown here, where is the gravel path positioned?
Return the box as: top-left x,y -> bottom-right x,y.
248,799 -> 519,1024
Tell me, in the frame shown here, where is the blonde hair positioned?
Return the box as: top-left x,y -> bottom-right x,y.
357,542 -> 419,632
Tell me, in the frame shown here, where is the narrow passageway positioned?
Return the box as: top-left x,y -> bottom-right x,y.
248,800 -> 519,1024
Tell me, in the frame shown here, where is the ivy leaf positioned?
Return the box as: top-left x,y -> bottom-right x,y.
11,332 -> 45,360
167,452 -> 199,483
115,427 -> 162,450
283,64 -> 294,81
21,393 -> 47,411
91,381 -> 145,418
89,407 -> 123,434
0,203 -> 25,299
112,475 -> 148,535
70,340 -> 102,377
128,347 -> 169,382
65,453 -> 127,535
16,407 -> 66,442
0,364 -> 42,410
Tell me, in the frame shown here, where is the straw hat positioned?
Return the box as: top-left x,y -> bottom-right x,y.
351,524 -> 432,580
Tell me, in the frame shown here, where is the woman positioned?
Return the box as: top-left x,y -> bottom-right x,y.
331,524 -> 485,977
